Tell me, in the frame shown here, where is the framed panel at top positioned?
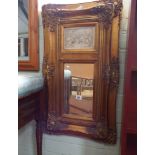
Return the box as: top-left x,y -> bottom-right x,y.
60,22 -> 99,53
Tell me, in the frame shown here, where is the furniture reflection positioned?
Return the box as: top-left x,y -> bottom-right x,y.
71,77 -> 93,94
64,75 -> 94,117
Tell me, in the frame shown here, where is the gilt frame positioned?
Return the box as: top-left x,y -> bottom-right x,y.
42,0 -> 122,143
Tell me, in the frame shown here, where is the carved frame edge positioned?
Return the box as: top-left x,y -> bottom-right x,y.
42,0 -> 123,31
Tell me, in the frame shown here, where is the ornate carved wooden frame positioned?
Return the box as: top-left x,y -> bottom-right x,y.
42,0 -> 122,144
18,0 -> 39,71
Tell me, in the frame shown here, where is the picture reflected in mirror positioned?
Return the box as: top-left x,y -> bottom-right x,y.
18,0 -> 29,60
64,63 -> 94,118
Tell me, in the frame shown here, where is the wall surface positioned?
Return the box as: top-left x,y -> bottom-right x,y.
18,0 -> 131,155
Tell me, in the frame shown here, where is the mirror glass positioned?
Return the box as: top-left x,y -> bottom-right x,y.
18,0 -> 29,60
64,63 -> 94,118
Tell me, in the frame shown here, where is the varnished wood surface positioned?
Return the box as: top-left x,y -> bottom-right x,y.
18,91 -> 40,129
18,89 -> 44,155
18,0 -> 39,71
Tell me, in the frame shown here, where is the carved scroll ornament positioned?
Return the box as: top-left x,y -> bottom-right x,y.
98,0 -> 123,14
110,57 -> 119,88
47,111 -> 58,130
42,0 -> 122,31
46,64 -> 55,77
106,129 -> 116,144
42,58 -> 56,80
92,3 -> 114,29
42,7 -> 63,32
96,122 -> 116,144
103,57 -> 119,88
96,122 -> 107,138
42,56 -> 48,79
92,0 -> 122,28
113,0 -> 123,17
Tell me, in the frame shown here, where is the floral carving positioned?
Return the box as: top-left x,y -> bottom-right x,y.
96,122 -> 107,138
103,57 -> 119,87
103,64 -> 110,84
42,58 -> 56,83
42,0 -> 122,30
42,58 -> 56,80
42,56 -> 48,78
47,111 -> 57,130
42,6 -> 64,32
46,64 -> 56,79
92,4 -> 114,29
93,0 -> 122,28
113,0 -> 123,17
110,57 -> 119,88
106,129 -> 117,144
96,122 -> 116,143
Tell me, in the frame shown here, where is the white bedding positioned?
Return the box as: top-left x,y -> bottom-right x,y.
18,75 -> 44,98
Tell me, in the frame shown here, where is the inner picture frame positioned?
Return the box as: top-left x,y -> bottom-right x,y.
64,26 -> 95,49
60,22 -> 98,53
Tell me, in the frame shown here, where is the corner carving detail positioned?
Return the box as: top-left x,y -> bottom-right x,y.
113,0 -> 123,17
47,111 -> 58,130
93,0 -> 122,28
92,4 -> 113,29
96,122 -> 107,138
42,7 -> 64,32
96,122 -> 116,144
42,0 -> 122,30
106,129 -> 117,144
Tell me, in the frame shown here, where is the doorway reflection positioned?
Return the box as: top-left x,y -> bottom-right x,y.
64,63 -> 94,118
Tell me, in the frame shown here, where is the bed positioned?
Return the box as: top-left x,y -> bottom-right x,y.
18,75 -> 44,129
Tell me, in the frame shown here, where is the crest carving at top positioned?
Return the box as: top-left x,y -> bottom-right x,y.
42,7 -> 64,32
91,3 -> 114,28
42,0 -> 122,31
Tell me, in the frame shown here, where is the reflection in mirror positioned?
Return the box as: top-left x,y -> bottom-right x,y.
18,0 -> 29,60
64,63 -> 94,118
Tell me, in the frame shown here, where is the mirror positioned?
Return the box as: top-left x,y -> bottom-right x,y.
18,0 -> 29,60
64,63 -> 94,118
42,1 -> 122,143
18,0 -> 39,71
